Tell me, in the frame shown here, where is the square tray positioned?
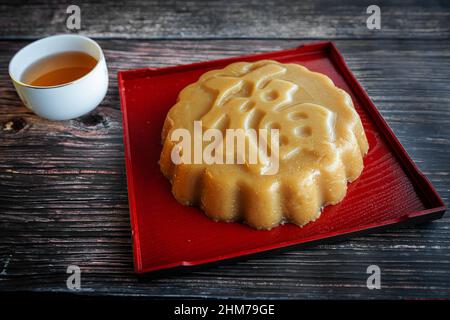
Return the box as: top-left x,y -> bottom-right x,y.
118,41 -> 445,273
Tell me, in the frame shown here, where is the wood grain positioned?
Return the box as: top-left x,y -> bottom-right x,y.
0,0 -> 449,40
0,39 -> 449,299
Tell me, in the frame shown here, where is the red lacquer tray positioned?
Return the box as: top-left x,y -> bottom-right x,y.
118,41 -> 446,273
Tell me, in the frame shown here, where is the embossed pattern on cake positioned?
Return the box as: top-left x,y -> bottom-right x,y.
160,60 -> 369,230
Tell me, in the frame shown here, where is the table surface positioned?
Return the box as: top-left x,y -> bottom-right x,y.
0,0 -> 449,299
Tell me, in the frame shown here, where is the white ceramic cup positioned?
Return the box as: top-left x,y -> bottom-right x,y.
9,34 -> 108,121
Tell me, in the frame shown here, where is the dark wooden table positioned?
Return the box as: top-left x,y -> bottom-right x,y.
0,0 -> 449,299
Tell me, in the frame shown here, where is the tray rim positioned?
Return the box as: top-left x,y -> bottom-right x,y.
118,41 -> 446,273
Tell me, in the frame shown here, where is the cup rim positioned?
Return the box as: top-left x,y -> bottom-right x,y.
8,34 -> 105,90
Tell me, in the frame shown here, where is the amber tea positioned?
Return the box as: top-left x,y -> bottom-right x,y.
21,51 -> 97,87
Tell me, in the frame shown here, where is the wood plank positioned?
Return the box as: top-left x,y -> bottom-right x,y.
0,0 -> 449,40
0,39 -> 449,298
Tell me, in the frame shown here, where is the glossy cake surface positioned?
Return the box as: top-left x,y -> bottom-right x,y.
160,60 -> 369,229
